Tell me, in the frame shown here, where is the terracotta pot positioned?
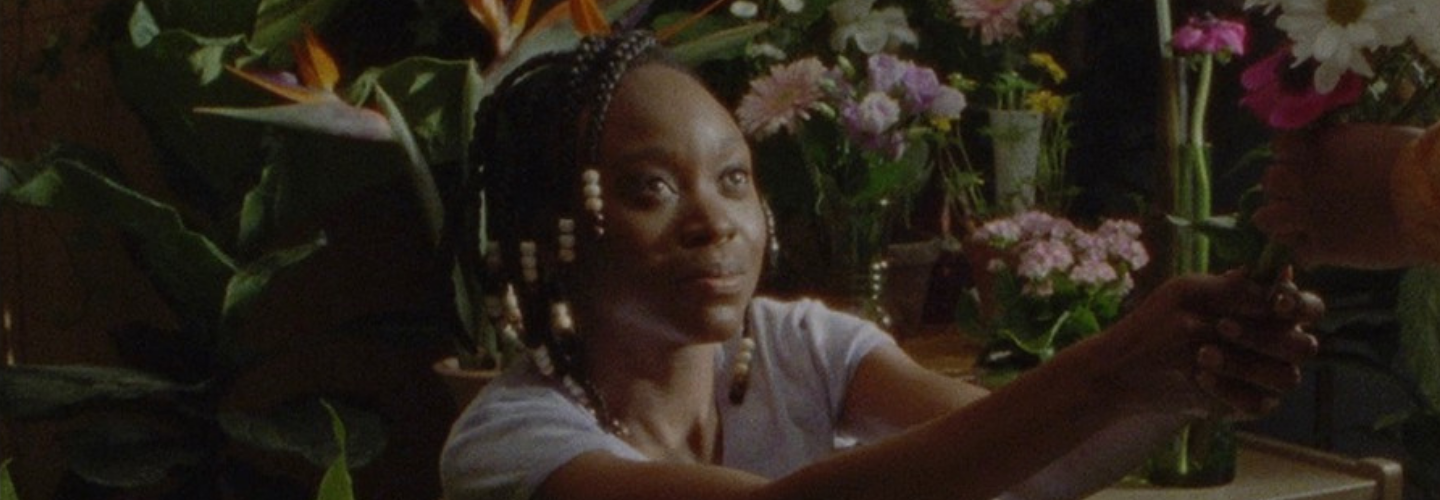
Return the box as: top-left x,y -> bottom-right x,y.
432,357 -> 500,409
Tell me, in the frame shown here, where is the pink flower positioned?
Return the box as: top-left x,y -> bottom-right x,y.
1172,16 -> 1247,57
1069,259 -> 1118,287
1017,239 -> 1074,280
1240,46 -> 1365,130
735,57 -> 830,139
951,0 -> 1028,45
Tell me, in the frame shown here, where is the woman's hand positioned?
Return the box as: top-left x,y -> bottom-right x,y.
1103,270 -> 1321,419
1253,124 -> 1425,269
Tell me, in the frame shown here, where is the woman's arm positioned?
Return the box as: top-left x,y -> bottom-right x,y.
535,273 -> 1317,500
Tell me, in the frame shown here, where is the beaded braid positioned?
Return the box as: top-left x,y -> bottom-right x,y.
473,30 -> 757,436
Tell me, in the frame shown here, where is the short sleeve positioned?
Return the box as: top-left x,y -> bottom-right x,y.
440,365 -> 648,500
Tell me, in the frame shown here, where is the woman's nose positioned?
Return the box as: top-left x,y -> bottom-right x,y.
679,189 -> 738,248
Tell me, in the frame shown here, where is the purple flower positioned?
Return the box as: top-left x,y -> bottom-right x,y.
1173,16 -> 1247,56
841,91 -> 906,158
865,54 -> 968,120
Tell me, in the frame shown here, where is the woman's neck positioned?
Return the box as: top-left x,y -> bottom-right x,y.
585,328 -> 725,464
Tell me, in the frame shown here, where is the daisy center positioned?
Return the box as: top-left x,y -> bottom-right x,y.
1325,0 -> 1366,26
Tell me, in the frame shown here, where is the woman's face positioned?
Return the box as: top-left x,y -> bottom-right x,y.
582,64 -> 766,346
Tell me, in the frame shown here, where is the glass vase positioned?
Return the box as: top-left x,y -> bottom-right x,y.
1143,418 -> 1237,486
988,109 -> 1044,212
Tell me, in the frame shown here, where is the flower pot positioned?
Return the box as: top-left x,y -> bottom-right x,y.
988,109 -> 1045,212
432,356 -> 500,409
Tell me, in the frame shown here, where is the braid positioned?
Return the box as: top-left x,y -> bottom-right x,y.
472,30 -> 751,435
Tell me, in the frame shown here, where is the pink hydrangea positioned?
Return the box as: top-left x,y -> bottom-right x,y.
1068,259 -> 1118,287
1017,238 -> 1075,281
735,57 -> 830,139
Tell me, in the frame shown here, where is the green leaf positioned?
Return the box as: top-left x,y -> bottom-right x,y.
218,399 -> 385,469
133,0 -> 259,39
251,0 -> 354,52
222,234 -> 327,325
0,365 -> 196,419
853,141 -> 932,205
374,86 -> 445,247
314,400 -> 356,500
2,160 -> 236,333
349,57 -> 484,167
1398,265 -> 1440,413
1,458 -> 18,500
670,22 -> 770,66
61,416 -> 209,488
113,21 -> 269,216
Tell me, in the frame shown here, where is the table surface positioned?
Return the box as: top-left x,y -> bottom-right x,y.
897,334 -> 1404,500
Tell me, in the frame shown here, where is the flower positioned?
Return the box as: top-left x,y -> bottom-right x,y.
828,0 -> 918,54
1172,15 -> 1247,57
730,1 -> 760,19
966,210 -> 1148,357
1273,0 -> 1411,92
735,57 -> 829,139
1028,52 -> 1067,83
950,0 -> 1027,45
779,0 -> 806,13
1240,46 -> 1365,129
1410,0 -> 1440,67
841,91 -> 905,156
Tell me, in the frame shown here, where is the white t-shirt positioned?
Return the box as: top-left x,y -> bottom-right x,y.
439,297 -> 896,500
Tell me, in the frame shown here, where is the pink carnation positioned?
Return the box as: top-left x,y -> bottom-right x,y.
736,57 -> 829,139
1172,16 -> 1247,57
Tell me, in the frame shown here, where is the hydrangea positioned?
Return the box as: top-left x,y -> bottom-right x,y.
971,210 -> 1147,298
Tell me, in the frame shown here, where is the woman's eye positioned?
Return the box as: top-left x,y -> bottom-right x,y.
641,177 -> 678,199
720,168 -> 751,193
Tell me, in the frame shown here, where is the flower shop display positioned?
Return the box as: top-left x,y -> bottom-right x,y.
736,51 -> 967,325
961,210 -> 1149,384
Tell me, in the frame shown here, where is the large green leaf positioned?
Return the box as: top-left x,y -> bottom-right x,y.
1398,265 -> 1440,413
374,86 -> 444,247
349,57 -> 484,167
133,0 -> 260,39
314,401 -> 356,500
1,459 -> 17,500
222,234 -> 327,326
2,160 -> 236,332
116,4 -> 270,216
251,0 -> 354,52
249,130 -> 407,247
0,365 -> 197,420
60,415 -> 210,488
218,399 -> 385,469
670,22 -> 771,66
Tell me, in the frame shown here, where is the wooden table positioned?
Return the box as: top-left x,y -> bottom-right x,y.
897,334 -> 1404,500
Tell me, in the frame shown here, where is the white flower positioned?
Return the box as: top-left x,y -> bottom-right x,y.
780,0 -> 806,13
747,42 -> 788,61
1275,0 -> 1411,92
1406,0 -> 1440,68
828,0 -> 919,54
730,0 -> 759,18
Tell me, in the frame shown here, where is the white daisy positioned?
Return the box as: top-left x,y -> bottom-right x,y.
1405,0 -> 1440,68
1274,0 -> 1411,92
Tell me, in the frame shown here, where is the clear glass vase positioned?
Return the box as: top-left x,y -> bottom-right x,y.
1142,418 -> 1237,486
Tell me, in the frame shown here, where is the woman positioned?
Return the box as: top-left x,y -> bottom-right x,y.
442,30 -> 1321,500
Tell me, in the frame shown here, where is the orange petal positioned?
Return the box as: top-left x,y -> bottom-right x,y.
296,27 -> 340,92
570,0 -> 610,36
466,0 -> 511,49
657,0 -> 729,41
511,0 -> 535,33
225,66 -> 329,103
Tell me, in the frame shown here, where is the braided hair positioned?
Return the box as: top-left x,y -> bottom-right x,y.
471,31 -> 726,434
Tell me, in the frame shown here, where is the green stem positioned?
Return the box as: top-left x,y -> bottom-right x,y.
1190,55 -> 1214,274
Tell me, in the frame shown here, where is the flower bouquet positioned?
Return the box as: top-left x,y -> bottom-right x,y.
961,210 -> 1149,384
736,50 -> 967,324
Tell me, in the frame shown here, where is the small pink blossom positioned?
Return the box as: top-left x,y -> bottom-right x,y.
735,57 -> 829,139
1172,16 -> 1247,57
1017,239 -> 1075,280
951,0 -> 1028,45
1239,46 -> 1365,130
1069,259 -> 1118,287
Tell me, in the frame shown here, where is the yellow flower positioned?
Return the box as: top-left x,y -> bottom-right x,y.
1025,90 -> 1067,116
1028,52 -> 1067,84
929,116 -> 954,133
